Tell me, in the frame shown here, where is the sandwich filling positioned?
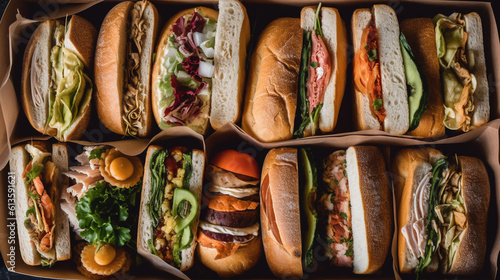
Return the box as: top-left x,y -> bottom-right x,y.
123,0 -> 149,136
435,158 -> 466,273
61,147 -> 142,276
147,147 -> 197,268
199,162 -> 260,260
22,144 -> 59,267
157,9 -> 217,133
434,13 -> 476,132
295,4 -> 332,137
320,150 -> 353,267
39,19 -> 92,141
354,19 -> 385,124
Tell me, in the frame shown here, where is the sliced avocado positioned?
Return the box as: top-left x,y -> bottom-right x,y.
299,148 -> 318,268
173,188 -> 198,232
399,32 -> 429,131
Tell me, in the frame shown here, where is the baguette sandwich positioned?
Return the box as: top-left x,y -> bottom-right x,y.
151,0 -> 250,134
9,142 -> 71,266
260,146 -> 392,278
393,148 -> 489,276
95,0 -> 159,137
138,145 -> 204,271
352,4 -> 409,135
433,13 -> 489,132
21,15 -> 97,141
197,149 -> 262,278
242,4 -> 347,142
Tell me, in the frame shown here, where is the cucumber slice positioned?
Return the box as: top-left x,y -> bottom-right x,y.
400,32 -> 429,131
179,226 -> 193,250
299,148 -> 318,268
173,188 -> 198,232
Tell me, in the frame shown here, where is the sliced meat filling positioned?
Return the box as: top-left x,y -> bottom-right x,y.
354,19 -> 385,124
123,0 -> 148,136
321,150 -> 353,267
306,30 -> 332,113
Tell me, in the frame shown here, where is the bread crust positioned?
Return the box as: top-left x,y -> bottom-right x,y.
151,7 -> 218,135
347,146 -> 392,274
241,18 -> 302,142
400,18 -> 445,139
446,156 -> 489,275
65,15 -> 97,71
197,235 -> 262,278
260,148 -> 302,278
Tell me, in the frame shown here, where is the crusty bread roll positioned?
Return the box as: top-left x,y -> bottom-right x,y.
301,6 -> 347,135
401,18 -> 445,139
210,0 -> 250,130
197,235 -> 262,278
346,146 -> 392,274
241,18 -> 302,142
138,145 -> 204,271
95,0 -> 158,137
21,15 -> 96,141
9,142 -> 71,266
260,148 -> 302,278
393,148 -> 489,276
352,5 -> 409,135
464,13 -> 489,129
151,7 -> 219,135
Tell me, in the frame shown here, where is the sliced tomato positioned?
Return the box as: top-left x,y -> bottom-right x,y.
33,176 -> 45,196
210,150 -> 260,179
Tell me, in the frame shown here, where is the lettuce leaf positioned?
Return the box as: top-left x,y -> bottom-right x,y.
76,180 -> 141,247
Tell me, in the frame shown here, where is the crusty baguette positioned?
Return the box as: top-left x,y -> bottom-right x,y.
151,7 -> 218,135
346,146 -> 392,274
301,6 -> 347,134
64,15 -> 97,71
352,5 -> 409,135
95,1 -> 158,137
197,235 -> 262,278
400,18 -> 445,139
138,145 -> 204,271
210,0 -> 250,130
464,13 -> 489,129
446,156 -> 489,275
9,142 -> 71,265
241,18 -> 302,142
260,148 -> 302,278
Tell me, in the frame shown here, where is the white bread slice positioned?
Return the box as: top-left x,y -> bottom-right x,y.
9,145 -> 41,266
138,146 -> 204,271
352,9 -> 382,131
346,146 -> 392,274
464,12 -> 489,129
373,4 -> 409,135
51,143 -> 71,261
210,0 -> 250,130
21,20 -> 54,134
301,6 -> 348,134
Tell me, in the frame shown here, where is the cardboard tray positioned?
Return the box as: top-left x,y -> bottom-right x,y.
0,0 -> 499,279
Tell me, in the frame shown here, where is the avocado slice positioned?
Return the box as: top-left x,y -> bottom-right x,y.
299,148 -> 318,268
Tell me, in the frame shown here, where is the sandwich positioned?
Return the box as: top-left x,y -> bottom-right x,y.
260,146 -> 392,278
197,149 -> 261,278
352,4 -> 409,135
21,15 -> 97,141
393,148 -> 489,277
400,18 -> 445,138
151,0 -> 250,134
433,13 -> 489,132
60,146 -> 143,278
242,5 -> 347,142
94,0 -> 159,137
138,145 -> 204,271
9,142 -> 71,266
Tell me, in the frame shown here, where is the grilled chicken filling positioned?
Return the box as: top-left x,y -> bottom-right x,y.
23,144 -> 58,267
354,19 -> 385,124
123,0 -> 148,136
321,150 -> 353,267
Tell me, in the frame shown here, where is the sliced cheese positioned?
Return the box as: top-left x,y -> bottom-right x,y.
199,221 -> 259,236
208,184 -> 259,198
